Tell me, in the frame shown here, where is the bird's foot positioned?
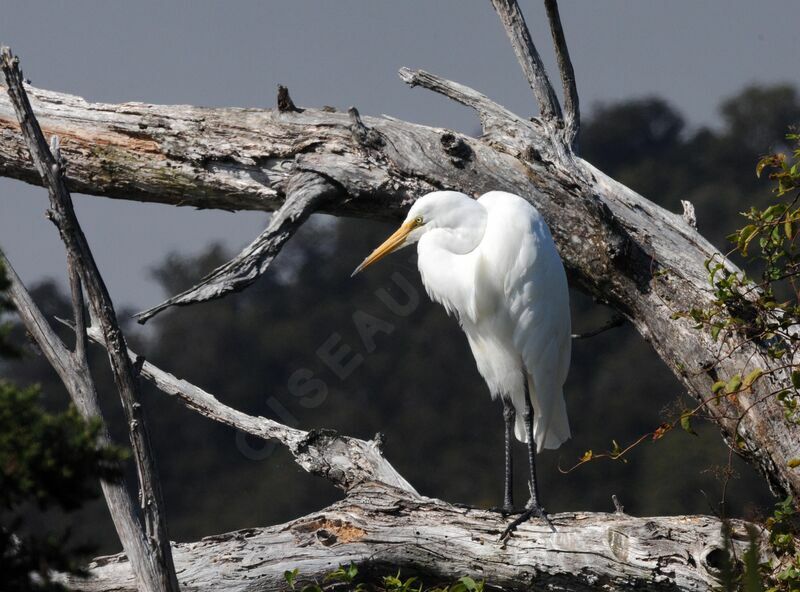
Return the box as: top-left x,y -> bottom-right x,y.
499,499 -> 556,541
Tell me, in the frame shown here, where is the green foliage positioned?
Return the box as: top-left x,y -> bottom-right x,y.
676,131 -> 800,451
761,497 -> 800,592
281,564 -> 484,592
0,382 -> 126,511
742,530 -> 765,592
766,497 -> 798,556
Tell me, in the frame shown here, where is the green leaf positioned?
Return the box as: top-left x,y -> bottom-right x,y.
680,412 -> 698,436
284,568 -> 298,590
738,225 -> 759,255
763,203 -> 787,220
792,371 -> 800,389
711,381 -> 726,394
743,368 -> 763,389
725,374 -> 742,394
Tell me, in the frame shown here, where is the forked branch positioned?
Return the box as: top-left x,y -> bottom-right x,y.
544,0 -> 580,148
0,46 -> 180,592
489,0 -> 562,122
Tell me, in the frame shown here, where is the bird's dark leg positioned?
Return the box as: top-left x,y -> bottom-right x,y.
501,379 -> 556,540
502,397 -> 515,513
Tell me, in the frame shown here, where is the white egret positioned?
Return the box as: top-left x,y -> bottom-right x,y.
353,190 -> 571,534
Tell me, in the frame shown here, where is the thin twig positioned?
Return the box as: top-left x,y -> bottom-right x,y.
571,314 -> 625,339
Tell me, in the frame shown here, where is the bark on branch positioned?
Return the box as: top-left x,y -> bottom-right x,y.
60,483 -> 766,592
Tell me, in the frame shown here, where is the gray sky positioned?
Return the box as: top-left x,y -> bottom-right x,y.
1,1 -> 799,309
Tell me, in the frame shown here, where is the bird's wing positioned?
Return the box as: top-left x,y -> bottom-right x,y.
478,192 -> 572,451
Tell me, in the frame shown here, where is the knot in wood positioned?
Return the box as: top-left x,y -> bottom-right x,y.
439,132 -> 472,168
606,528 -> 629,562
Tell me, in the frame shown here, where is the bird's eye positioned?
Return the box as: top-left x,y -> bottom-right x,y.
415,216 -> 424,226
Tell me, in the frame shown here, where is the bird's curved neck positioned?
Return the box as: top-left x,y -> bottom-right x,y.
424,203 -> 487,255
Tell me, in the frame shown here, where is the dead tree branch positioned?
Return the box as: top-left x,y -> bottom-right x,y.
489,0 -> 562,122
276,84 -> 302,113
1,47 -> 180,592
60,483 -> 766,592
544,0 -> 580,148
72,323 -> 416,494
2,0 -> 800,583
135,171 -> 337,323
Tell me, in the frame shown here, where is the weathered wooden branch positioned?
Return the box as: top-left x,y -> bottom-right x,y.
543,0 -> 580,149
489,0 -> 562,123
0,252 -> 173,592
75,324 -> 416,494
59,482 -> 767,592
1,47 -> 180,592
135,170 -> 338,323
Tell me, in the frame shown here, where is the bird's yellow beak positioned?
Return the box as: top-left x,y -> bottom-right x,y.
351,219 -> 417,277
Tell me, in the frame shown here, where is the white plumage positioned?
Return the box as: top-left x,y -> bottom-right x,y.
353,190 -> 571,452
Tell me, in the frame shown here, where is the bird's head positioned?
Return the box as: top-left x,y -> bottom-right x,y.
351,191 -> 482,276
